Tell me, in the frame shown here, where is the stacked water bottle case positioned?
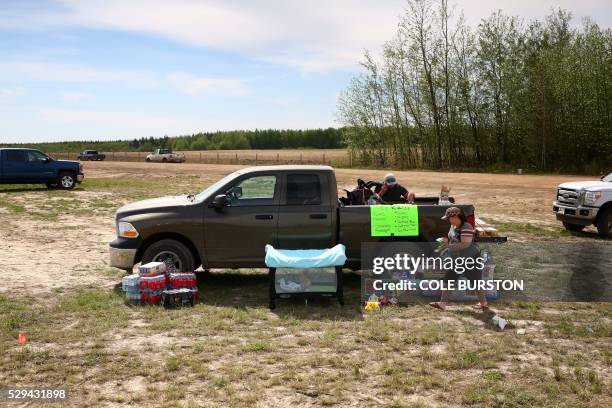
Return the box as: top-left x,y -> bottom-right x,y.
121,262 -> 200,307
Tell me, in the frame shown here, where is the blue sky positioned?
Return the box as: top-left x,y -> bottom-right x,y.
1,0 -> 610,143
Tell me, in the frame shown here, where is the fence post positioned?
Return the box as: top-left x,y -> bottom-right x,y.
300,153 -> 303,163
112,152 -> 115,161
255,153 -> 258,164
276,153 -> 279,163
349,150 -> 353,167
217,152 -> 219,164
323,153 -> 326,164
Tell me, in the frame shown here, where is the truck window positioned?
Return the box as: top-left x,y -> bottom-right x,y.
5,150 -> 26,162
286,174 -> 322,205
229,175 -> 277,206
27,150 -> 48,162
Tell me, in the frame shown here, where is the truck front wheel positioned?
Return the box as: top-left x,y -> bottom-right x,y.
596,208 -> 612,238
58,172 -> 77,189
141,239 -> 195,272
562,222 -> 585,232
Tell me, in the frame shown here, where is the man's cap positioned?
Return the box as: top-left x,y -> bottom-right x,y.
384,173 -> 397,185
441,206 -> 462,220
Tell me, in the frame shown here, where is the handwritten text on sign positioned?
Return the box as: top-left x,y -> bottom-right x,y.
370,205 -> 419,236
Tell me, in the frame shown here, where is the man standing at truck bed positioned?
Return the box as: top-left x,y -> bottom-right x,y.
379,173 -> 415,203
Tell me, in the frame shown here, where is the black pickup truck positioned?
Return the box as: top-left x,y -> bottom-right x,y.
109,165 -> 499,272
77,150 -> 106,161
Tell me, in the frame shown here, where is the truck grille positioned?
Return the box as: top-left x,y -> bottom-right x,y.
557,188 -> 579,206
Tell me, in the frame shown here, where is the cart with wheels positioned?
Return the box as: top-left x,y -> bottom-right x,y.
264,244 -> 347,310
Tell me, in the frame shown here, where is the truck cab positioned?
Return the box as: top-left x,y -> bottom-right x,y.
553,172 -> 612,238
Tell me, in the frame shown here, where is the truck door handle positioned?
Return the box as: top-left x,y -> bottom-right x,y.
255,214 -> 273,220
309,214 -> 327,219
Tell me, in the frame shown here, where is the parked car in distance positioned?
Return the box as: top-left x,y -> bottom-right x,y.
0,148 -> 84,189
553,172 -> 612,238
145,149 -> 185,163
109,165 -> 504,272
77,150 -> 106,161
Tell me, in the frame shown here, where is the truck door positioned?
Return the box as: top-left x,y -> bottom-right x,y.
204,173 -> 279,267
277,172 -> 333,249
1,150 -> 27,182
25,150 -> 55,183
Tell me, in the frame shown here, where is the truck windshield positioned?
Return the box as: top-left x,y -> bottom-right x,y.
193,171 -> 242,203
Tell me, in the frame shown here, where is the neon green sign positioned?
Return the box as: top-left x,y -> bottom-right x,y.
370,205 -> 419,236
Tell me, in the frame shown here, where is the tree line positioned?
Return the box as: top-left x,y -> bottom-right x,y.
337,0 -> 611,173
4,128 -> 345,153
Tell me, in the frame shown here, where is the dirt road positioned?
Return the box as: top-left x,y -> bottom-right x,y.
0,161 -> 601,295
86,160 -> 588,226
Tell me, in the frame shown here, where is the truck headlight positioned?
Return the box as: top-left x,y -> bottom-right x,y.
583,191 -> 601,206
118,222 -> 139,238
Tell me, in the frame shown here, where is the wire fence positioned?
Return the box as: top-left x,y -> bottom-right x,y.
53,149 -> 356,167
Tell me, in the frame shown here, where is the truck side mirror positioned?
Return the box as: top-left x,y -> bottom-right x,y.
212,194 -> 230,208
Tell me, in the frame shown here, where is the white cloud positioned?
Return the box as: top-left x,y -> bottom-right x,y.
168,72 -> 251,96
0,0 -> 406,73
0,61 -> 158,87
0,86 -> 26,101
39,108 -> 182,131
60,91 -> 92,102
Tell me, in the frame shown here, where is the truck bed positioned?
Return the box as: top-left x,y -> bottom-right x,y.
338,202 -> 476,268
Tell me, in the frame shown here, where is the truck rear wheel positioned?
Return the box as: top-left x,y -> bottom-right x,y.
596,208 -> 612,238
142,239 -> 195,272
58,172 -> 76,189
563,222 -> 585,232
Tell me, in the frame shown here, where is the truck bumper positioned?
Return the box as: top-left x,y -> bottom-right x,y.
77,173 -> 84,183
553,201 -> 598,225
109,237 -> 140,271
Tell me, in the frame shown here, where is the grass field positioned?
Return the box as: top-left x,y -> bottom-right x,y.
0,162 -> 610,407
53,149 -> 352,167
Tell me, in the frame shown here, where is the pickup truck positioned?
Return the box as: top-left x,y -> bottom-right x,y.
145,149 -> 186,163
0,148 -> 84,189
553,172 -> 612,238
109,165 -> 500,272
77,150 -> 106,161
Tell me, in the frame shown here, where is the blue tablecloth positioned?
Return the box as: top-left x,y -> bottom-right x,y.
264,244 -> 347,268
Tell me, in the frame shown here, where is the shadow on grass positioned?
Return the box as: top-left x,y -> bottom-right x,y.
197,269 -> 365,321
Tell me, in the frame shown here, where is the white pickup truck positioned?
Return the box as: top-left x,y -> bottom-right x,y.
553,172 -> 612,238
145,149 -> 186,163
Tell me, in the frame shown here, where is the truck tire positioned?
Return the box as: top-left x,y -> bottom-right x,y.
146,157 -> 151,162
142,239 -> 195,272
58,171 -> 77,189
596,207 -> 612,238
162,158 -> 168,163
563,222 -> 585,232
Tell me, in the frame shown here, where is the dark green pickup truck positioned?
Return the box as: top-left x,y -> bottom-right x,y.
109,165 -> 498,272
